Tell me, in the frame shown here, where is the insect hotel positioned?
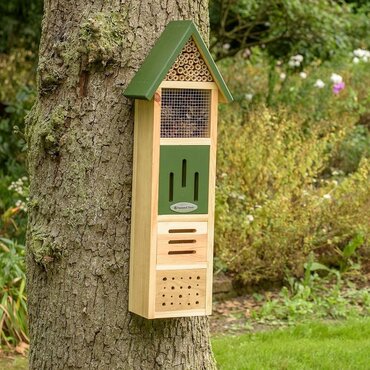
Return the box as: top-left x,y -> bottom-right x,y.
124,20 -> 233,319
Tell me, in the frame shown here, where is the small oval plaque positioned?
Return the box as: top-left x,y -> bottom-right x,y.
170,202 -> 198,213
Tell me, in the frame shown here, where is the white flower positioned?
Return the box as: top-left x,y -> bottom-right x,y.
222,43 -> 230,51
238,195 -> 246,200
323,194 -> 332,200
288,54 -> 303,68
246,215 -> 254,223
280,72 -> 286,80
314,79 -> 325,88
294,54 -> 304,62
221,173 -> 228,178
332,180 -> 338,186
244,93 -> 253,101
353,57 -> 360,64
330,73 -> 343,84
299,72 -> 307,79
353,48 -> 370,60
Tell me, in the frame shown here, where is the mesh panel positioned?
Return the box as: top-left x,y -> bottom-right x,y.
160,89 -> 211,138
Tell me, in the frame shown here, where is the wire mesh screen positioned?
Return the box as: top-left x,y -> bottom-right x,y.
160,89 -> 211,138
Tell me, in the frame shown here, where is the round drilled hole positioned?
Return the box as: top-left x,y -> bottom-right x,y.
163,277 -> 167,281
197,276 -> 200,280
196,301 -> 199,304
172,277 -> 175,280
180,286 -> 183,289
162,303 -> 166,306
171,302 -> 173,305
196,284 -> 199,287
179,295 -> 182,298
188,303 -> 191,305
171,286 -> 175,290
189,277 -> 192,280
162,294 -> 165,297
188,286 -> 191,289
196,293 -> 199,296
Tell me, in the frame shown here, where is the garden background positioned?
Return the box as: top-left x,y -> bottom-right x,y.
0,1 -> 369,368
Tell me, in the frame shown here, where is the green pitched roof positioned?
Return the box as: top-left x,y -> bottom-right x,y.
123,20 -> 233,103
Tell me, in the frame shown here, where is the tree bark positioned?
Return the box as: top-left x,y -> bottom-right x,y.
26,1 -> 215,369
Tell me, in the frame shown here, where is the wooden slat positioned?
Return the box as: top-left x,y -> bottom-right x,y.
154,309 -> 207,318
157,214 -> 208,222
157,233 -> 207,265
160,138 -> 211,146
158,221 -> 207,235
159,81 -> 217,90
156,263 -> 207,270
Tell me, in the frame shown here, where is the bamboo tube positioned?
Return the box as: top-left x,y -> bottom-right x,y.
179,75 -> 185,81
172,75 -> 179,81
194,64 -> 201,70
177,67 -> 184,74
195,76 -> 202,82
207,75 -> 213,81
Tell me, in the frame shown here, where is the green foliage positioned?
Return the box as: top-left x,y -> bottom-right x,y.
0,238 -> 28,348
253,256 -> 369,324
0,0 -> 43,52
215,47 -> 370,285
212,319 -> 370,370
209,0 -> 367,61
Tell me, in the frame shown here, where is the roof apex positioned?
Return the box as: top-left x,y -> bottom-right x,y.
123,20 -> 233,103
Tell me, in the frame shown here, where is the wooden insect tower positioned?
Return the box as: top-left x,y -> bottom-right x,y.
124,20 -> 232,319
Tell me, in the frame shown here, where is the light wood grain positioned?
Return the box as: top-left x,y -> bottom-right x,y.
160,138 -> 211,146
205,88 -> 218,314
157,214 -> 208,222
157,233 -> 208,264
158,221 -> 207,235
160,81 -> 217,90
155,269 -> 206,312
129,99 -> 155,318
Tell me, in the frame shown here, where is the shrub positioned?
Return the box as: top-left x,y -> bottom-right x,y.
215,104 -> 369,284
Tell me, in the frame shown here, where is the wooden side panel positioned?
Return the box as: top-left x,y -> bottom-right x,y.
206,88 -> 218,314
129,99 -> 157,318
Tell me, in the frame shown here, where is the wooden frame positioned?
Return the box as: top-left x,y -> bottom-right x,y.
128,37 -> 225,319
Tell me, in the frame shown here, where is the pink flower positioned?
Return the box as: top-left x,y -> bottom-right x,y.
333,82 -> 345,94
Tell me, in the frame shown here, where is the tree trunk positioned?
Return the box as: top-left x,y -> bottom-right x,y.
26,1 -> 215,369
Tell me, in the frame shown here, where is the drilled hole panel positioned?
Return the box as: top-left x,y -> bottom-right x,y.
155,269 -> 206,312
165,39 -> 214,82
160,89 -> 211,138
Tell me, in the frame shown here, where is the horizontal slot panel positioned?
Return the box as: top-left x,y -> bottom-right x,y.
157,234 -> 207,265
158,221 -> 207,235
155,269 -> 206,312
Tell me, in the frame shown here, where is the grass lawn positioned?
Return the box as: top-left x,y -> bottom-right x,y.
212,319 -> 370,370
1,319 -> 369,369
0,356 -> 28,370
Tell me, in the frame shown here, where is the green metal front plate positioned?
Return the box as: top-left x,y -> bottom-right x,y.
158,145 -> 210,215
123,20 -> 233,103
